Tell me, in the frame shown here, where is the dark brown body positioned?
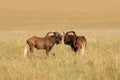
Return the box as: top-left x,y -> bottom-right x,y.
24,32 -> 62,57
64,31 -> 87,55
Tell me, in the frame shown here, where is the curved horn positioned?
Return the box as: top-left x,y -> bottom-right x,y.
46,32 -> 54,36
66,31 -> 76,35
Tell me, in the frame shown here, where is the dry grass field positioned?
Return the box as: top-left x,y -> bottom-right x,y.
0,0 -> 120,80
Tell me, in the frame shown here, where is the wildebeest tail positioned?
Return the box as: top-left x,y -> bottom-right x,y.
81,43 -> 85,56
24,44 -> 29,57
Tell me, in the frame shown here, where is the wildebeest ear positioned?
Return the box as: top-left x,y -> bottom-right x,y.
55,32 -> 62,37
54,32 -> 59,37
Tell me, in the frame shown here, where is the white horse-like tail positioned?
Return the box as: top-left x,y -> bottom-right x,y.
81,43 -> 85,56
24,44 -> 28,57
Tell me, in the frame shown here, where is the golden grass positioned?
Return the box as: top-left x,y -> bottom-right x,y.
0,27 -> 120,80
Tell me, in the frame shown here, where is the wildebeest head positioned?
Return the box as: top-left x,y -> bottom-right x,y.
46,32 -> 62,44
54,32 -> 62,44
63,31 -> 77,45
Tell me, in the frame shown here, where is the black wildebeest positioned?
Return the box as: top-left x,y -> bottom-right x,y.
63,31 -> 87,56
24,32 -> 62,57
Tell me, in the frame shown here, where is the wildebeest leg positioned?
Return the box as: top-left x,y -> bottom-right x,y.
70,47 -> 77,57
71,47 -> 74,52
71,45 -> 77,53
46,47 -> 51,56
74,47 -> 78,53
77,47 -> 81,55
29,46 -> 34,56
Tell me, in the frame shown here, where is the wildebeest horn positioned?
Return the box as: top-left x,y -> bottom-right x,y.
46,32 -> 54,36
66,31 -> 76,35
